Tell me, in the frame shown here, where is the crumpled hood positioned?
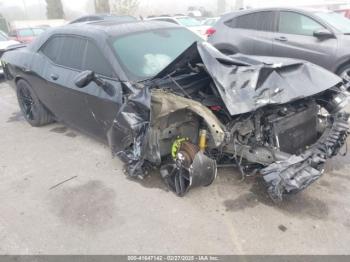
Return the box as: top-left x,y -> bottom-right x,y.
154,42 -> 343,116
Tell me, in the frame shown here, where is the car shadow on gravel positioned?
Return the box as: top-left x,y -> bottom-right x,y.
7,111 -> 24,123
127,170 -> 170,192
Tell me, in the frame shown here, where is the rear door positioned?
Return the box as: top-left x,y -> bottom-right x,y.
222,11 -> 276,56
272,11 -> 338,69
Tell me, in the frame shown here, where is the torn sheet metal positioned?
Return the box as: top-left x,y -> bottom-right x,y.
143,90 -> 226,165
155,42 -> 342,116
107,86 -> 151,178
261,112 -> 349,202
150,90 -> 225,146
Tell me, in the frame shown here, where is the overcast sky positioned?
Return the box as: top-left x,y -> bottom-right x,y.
1,0 -> 350,21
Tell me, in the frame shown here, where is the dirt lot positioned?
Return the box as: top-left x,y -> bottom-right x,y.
1,81 -> 350,254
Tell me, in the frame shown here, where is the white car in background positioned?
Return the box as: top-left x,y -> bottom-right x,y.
202,17 -> 220,26
0,31 -> 20,74
146,15 -> 208,38
201,17 -> 220,38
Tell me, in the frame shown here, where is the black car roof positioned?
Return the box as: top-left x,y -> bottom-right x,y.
69,20 -> 181,36
29,20 -> 182,51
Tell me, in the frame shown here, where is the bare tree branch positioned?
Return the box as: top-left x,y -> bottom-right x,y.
95,0 -> 110,13
46,0 -> 64,19
111,0 -> 139,15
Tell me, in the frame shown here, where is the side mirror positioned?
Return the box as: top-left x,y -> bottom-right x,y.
74,70 -> 95,88
313,29 -> 334,39
74,70 -> 116,97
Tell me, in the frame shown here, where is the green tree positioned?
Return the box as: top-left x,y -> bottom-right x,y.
46,0 -> 64,19
111,0 -> 139,15
95,0 -> 110,13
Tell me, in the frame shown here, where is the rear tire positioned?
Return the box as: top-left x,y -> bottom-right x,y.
16,79 -> 53,127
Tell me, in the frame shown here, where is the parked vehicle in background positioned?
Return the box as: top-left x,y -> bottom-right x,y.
0,31 -> 19,54
8,27 -> 46,43
209,8 -> 350,81
69,14 -> 137,24
10,19 -> 65,30
0,32 -> 19,74
334,8 -> 350,19
0,30 -> 8,39
201,17 -> 220,38
202,17 -> 220,26
0,17 -> 10,34
187,6 -> 213,18
146,15 -> 208,37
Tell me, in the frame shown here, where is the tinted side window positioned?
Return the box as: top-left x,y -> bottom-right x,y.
56,37 -> 86,69
41,36 -> 86,70
41,36 -> 65,63
259,11 -> 276,31
225,12 -> 275,31
278,12 -> 325,36
83,41 -> 114,77
73,18 -> 87,23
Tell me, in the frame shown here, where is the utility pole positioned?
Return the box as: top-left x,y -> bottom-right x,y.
22,0 -> 28,19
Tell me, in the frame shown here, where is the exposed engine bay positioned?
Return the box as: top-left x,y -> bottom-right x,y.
111,42 -> 350,201
147,82 -> 349,201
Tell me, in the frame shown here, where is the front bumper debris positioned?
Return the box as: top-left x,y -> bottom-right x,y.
261,112 -> 349,202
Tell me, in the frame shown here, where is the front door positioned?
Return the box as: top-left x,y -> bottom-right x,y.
37,35 -> 122,140
272,11 -> 338,70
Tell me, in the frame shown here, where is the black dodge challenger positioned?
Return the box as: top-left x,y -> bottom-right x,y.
2,20 -> 349,201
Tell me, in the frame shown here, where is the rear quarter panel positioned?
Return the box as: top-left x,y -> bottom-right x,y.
2,47 -> 52,112
208,17 -> 253,54
2,47 -> 33,85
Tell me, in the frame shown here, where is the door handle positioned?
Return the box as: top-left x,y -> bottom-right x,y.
50,74 -> 59,80
275,36 -> 288,42
21,66 -> 30,72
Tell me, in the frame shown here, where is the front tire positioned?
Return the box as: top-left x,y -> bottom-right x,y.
16,79 -> 53,127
